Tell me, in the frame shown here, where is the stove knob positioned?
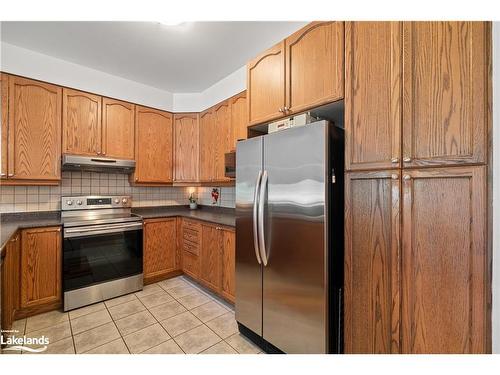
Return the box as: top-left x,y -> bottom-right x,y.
66,200 -> 73,206
122,198 -> 128,205
114,198 -> 120,204
76,200 -> 83,206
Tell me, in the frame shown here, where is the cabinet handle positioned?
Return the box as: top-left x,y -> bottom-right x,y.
284,107 -> 289,113
278,107 -> 283,113
403,157 -> 411,163
391,158 -> 399,164
8,173 -> 14,177
0,173 -> 6,177
403,174 -> 411,181
391,174 -> 399,180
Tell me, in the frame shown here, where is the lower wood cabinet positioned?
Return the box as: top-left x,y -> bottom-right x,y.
345,166 -> 488,354
200,224 -> 222,292
1,232 -> 21,330
143,218 -> 180,284
20,227 -> 62,311
221,229 -> 236,303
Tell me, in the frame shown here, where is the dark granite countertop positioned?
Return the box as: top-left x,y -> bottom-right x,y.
132,205 -> 235,228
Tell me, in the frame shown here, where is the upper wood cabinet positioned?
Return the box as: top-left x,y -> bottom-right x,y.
6,76 -> 61,183
143,218 -> 178,284
247,41 -> 286,126
285,21 -> 344,114
133,106 -> 173,184
402,22 -> 490,167
199,108 -> 215,182
102,98 -> 135,160
1,73 -> 8,179
345,22 -> 402,171
20,226 -> 62,309
401,166 -> 487,353
213,100 -> 231,181
230,91 -> 247,150
344,170 -> 400,354
174,113 -> 199,183
62,88 -> 102,156
221,228 -> 236,303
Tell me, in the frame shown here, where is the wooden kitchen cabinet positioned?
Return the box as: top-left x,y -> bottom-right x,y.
5,75 -> 61,184
285,21 -> 344,114
344,170 -> 400,354
174,113 -> 199,183
1,73 -> 8,179
247,41 -> 286,126
133,106 -> 173,184
62,88 -> 102,156
402,22 -> 490,168
345,22 -> 402,171
20,227 -> 62,310
102,97 -> 135,160
213,100 -> 232,181
221,228 -> 235,303
143,218 -> 179,284
230,91 -> 247,150
200,223 -> 222,292
400,166 -> 487,353
199,108 -> 216,182
1,232 -> 21,330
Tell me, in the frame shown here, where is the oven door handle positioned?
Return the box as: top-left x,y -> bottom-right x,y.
64,222 -> 143,238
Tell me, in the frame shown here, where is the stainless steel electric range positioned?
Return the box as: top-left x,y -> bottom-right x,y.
61,195 -> 143,311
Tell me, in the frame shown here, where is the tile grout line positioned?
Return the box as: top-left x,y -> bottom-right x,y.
103,299 -> 132,354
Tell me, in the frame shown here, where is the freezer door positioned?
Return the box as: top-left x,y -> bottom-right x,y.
235,137 -> 263,336
262,121 -> 328,353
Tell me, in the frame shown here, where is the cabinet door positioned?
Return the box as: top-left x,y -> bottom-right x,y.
199,109 -> 215,182
174,113 -> 199,182
345,22 -> 402,171
1,73 -> 8,179
402,22 -> 490,167
1,233 -> 21,330
8,76 -> 61,181
200,224 -> 221,292
285,21 -> 344,114
20,227 -> 61,309
247,41 -> 285,126
344,171 -> 401,354
230,91 -> 247,150
221,229 -> 235,303
102,98 -> 135,159
213,101 -> 231,181
401,166 -> 486,353
62,88 -> 101,156
134,106 -> 173,184
143,218 -> 177,283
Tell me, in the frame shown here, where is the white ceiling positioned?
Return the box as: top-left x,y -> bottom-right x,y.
1,21 -> 307,92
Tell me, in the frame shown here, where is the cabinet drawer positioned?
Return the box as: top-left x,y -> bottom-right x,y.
182,250 -> 199,278
183,228 -> 200,244
183,239 -> 199,255
183,219 -> 201,231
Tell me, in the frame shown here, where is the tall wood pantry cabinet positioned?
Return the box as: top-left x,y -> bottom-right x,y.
344,21 -> 491,354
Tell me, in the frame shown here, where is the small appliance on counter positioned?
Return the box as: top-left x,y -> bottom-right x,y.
61,195 -> 143,311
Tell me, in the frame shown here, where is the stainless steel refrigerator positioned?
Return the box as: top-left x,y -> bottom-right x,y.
235,120 -> 344,354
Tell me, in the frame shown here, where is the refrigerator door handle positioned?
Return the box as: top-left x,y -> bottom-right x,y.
258,169 -> 269,266
253,170 -> 263,265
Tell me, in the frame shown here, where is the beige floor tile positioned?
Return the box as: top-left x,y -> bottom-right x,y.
167,284 -> 199,299
158,277 -> 188,290
177,291 -> 211,310
160,311 -> 202,337
138,290 -> 174,309
26,310 -> 69,333
23,337 -> 75,355
11,319 -> 26,335
149,300 -> 187,321
141,339 -> 184,354
225,333 -> 261,354
108,299 -> 146,320
73,322 -> 120,353
104,293 -> 138,308
135,283 -> 163,298
114,310 -> 157,336
69,302 -> 106,320
205,312 -> 238,339
27,321 -> 72,344
123,323 -> 171,354
85,338 -> 129,354
202,341 -> 238,354
191,301 -> 228,322
70,309 -> 112,335
174,325 -> 221,354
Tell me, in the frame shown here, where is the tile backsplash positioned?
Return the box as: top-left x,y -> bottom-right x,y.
0,171 -> 235,213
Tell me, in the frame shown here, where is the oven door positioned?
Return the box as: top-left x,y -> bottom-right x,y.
63,222 -> 143,293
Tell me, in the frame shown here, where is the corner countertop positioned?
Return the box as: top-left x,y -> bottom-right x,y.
1,205 -> 235,254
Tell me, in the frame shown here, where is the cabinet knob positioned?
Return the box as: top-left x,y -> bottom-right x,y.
403,157 -> 411,163
284,107 -> 289,113
0,173 -> 6,177
278,107 -> 283,113
391,158 -> 399,164
403,174 -> 411,181
391,174 -> 399,180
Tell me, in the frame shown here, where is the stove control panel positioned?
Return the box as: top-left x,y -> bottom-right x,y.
61,195 -> 132,211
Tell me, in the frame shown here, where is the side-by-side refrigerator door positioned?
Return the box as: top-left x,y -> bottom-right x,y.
235,137 -> 263,336
261,121 -> 328,353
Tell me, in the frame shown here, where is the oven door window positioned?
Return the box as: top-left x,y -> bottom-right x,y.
63,230 -> 143,291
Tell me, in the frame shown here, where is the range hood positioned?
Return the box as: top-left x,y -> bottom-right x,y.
62,155 -> 135,173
